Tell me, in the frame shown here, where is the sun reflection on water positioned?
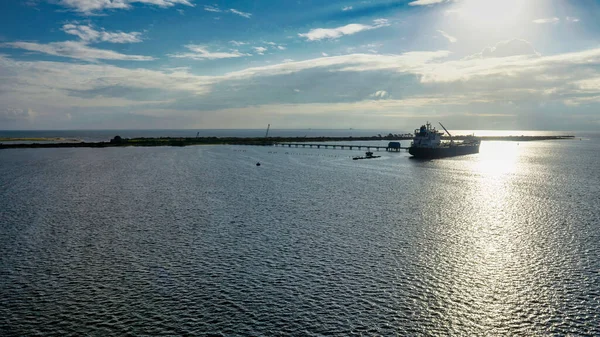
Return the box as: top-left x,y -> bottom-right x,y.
424,140 -> 561,334
474,141 -> 522,176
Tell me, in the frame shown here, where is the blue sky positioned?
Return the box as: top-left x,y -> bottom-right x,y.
1,0 -> 600,130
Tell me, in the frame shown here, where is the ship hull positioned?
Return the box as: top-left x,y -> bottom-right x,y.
409,144 -> 479,158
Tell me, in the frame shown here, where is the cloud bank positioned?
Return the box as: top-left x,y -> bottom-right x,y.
3,37 -> 600,129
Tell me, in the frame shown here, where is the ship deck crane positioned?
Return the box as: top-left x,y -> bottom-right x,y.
438,122 -> 454,144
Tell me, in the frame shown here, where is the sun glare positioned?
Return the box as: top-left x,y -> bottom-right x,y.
475,141 -> 521,176
447,0 -> 538,31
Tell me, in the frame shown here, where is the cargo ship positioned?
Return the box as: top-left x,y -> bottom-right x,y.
408,122 -> 480,158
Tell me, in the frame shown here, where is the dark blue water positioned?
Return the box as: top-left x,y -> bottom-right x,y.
1,134 -> 599,335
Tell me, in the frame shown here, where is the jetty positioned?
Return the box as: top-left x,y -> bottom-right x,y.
272,142 -> 407,151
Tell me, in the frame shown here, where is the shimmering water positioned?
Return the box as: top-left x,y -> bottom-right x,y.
1,135 -> 599,335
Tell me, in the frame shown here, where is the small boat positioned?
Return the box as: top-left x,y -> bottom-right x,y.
353,151 -> 381,160
256,162 -> 261,166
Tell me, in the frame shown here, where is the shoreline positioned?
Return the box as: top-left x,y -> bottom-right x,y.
0,135 -> 576,149
0,137 -> 81,142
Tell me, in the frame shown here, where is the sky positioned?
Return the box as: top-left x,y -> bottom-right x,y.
1,0 -> 600,130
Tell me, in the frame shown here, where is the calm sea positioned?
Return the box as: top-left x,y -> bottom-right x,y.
1,130 -> 599,335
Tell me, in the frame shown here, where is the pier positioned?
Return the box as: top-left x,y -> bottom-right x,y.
272,143 -> 408,151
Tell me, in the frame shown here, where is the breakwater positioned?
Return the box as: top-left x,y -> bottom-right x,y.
0,134 -> 575,149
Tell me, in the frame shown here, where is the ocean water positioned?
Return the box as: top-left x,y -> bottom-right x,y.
1,133 -> 599,335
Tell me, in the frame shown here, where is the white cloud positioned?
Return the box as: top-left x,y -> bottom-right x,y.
61,23 -> 100,41
409,0 -> 447,6
533,17 -> 560,24
169,45 -> 249,60
465,39 -> 540,59
566,16 -> 580,23
342,6 -> 352,11
1,41 -> 153,61
362,43 -> 382,49
277,46 -> 286,50
62,24 -> 142,43
55,0 -> 194,14
204,5 -> 221,12
437,30 -> 457,43
204,6 -> 251,18
229,8 -> 251,18
253,46 -> 267,55
214,51 -> 451,82
372,18 -> 389,26
1,23 -> 147,62
299,18 -> 389,41
370,90 -> 389,99
229,40 -> 247,46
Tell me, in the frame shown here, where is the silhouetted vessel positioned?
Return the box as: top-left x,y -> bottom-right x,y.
409,122 -> 480,158
353,151 -> 381,160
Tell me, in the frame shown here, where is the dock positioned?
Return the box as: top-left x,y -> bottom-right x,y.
272,143 -> 408,151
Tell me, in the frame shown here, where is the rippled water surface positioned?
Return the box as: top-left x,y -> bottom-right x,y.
1,136 -> 599,335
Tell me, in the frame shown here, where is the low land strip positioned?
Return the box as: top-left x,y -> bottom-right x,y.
0,135 -> 575,149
